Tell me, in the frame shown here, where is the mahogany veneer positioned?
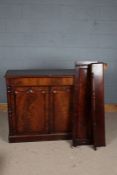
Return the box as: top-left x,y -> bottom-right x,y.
5,62 -> 106,149
72,62 -> 105,149
5,69 -> 74,143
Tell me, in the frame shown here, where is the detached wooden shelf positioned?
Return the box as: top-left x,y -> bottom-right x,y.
73,61 -> 106,150
5,61 -> 106,150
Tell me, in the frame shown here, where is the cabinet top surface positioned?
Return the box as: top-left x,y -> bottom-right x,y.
5,69 -> 75,78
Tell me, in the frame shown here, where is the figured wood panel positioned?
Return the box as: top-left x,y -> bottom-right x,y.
73,65 -> 92,146
14,87 -> 49,134
76,68 -> 92,139
50,86 -> 72,133
7,77 -> 73,86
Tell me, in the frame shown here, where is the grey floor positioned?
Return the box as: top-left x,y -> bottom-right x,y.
0,112 -> 117,175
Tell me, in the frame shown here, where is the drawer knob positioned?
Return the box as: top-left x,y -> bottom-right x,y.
53,90 -> 57,94
27,89 -> 33,93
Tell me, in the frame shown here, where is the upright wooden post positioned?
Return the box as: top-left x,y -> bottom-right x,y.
91,63 -> 105,148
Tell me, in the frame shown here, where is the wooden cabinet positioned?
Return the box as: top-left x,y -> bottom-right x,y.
5,70 -> 74,142
5,65 -> 106,149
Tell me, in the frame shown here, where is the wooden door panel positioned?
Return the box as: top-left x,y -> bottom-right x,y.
76,68 -> 92,139
14,87 -> 49,134
73,65 -> 92,146
51,86 -> 72,133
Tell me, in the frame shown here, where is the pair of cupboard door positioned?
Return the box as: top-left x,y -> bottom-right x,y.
10,86 -> 72,136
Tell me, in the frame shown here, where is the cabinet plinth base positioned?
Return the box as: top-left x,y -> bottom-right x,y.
9,133 -> 72,143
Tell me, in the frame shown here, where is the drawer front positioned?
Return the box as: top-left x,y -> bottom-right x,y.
7,77 -> 74,86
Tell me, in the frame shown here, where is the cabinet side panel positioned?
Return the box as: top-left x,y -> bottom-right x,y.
6,85 -> 16,136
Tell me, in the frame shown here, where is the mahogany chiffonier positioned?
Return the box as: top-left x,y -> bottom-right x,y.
5,69 -> 74,143
5,61 -> 106,149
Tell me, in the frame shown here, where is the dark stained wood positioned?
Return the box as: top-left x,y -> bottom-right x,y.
6,77 -> 73,86
6,70 -> 73,143
72,62 -> 106,149
91,63 -> 105,147
50,86 -> 73,133
5,66 -> 106,149
73,64 -> 93,146
9,133 -> 72,143
13,87 -> 49,135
